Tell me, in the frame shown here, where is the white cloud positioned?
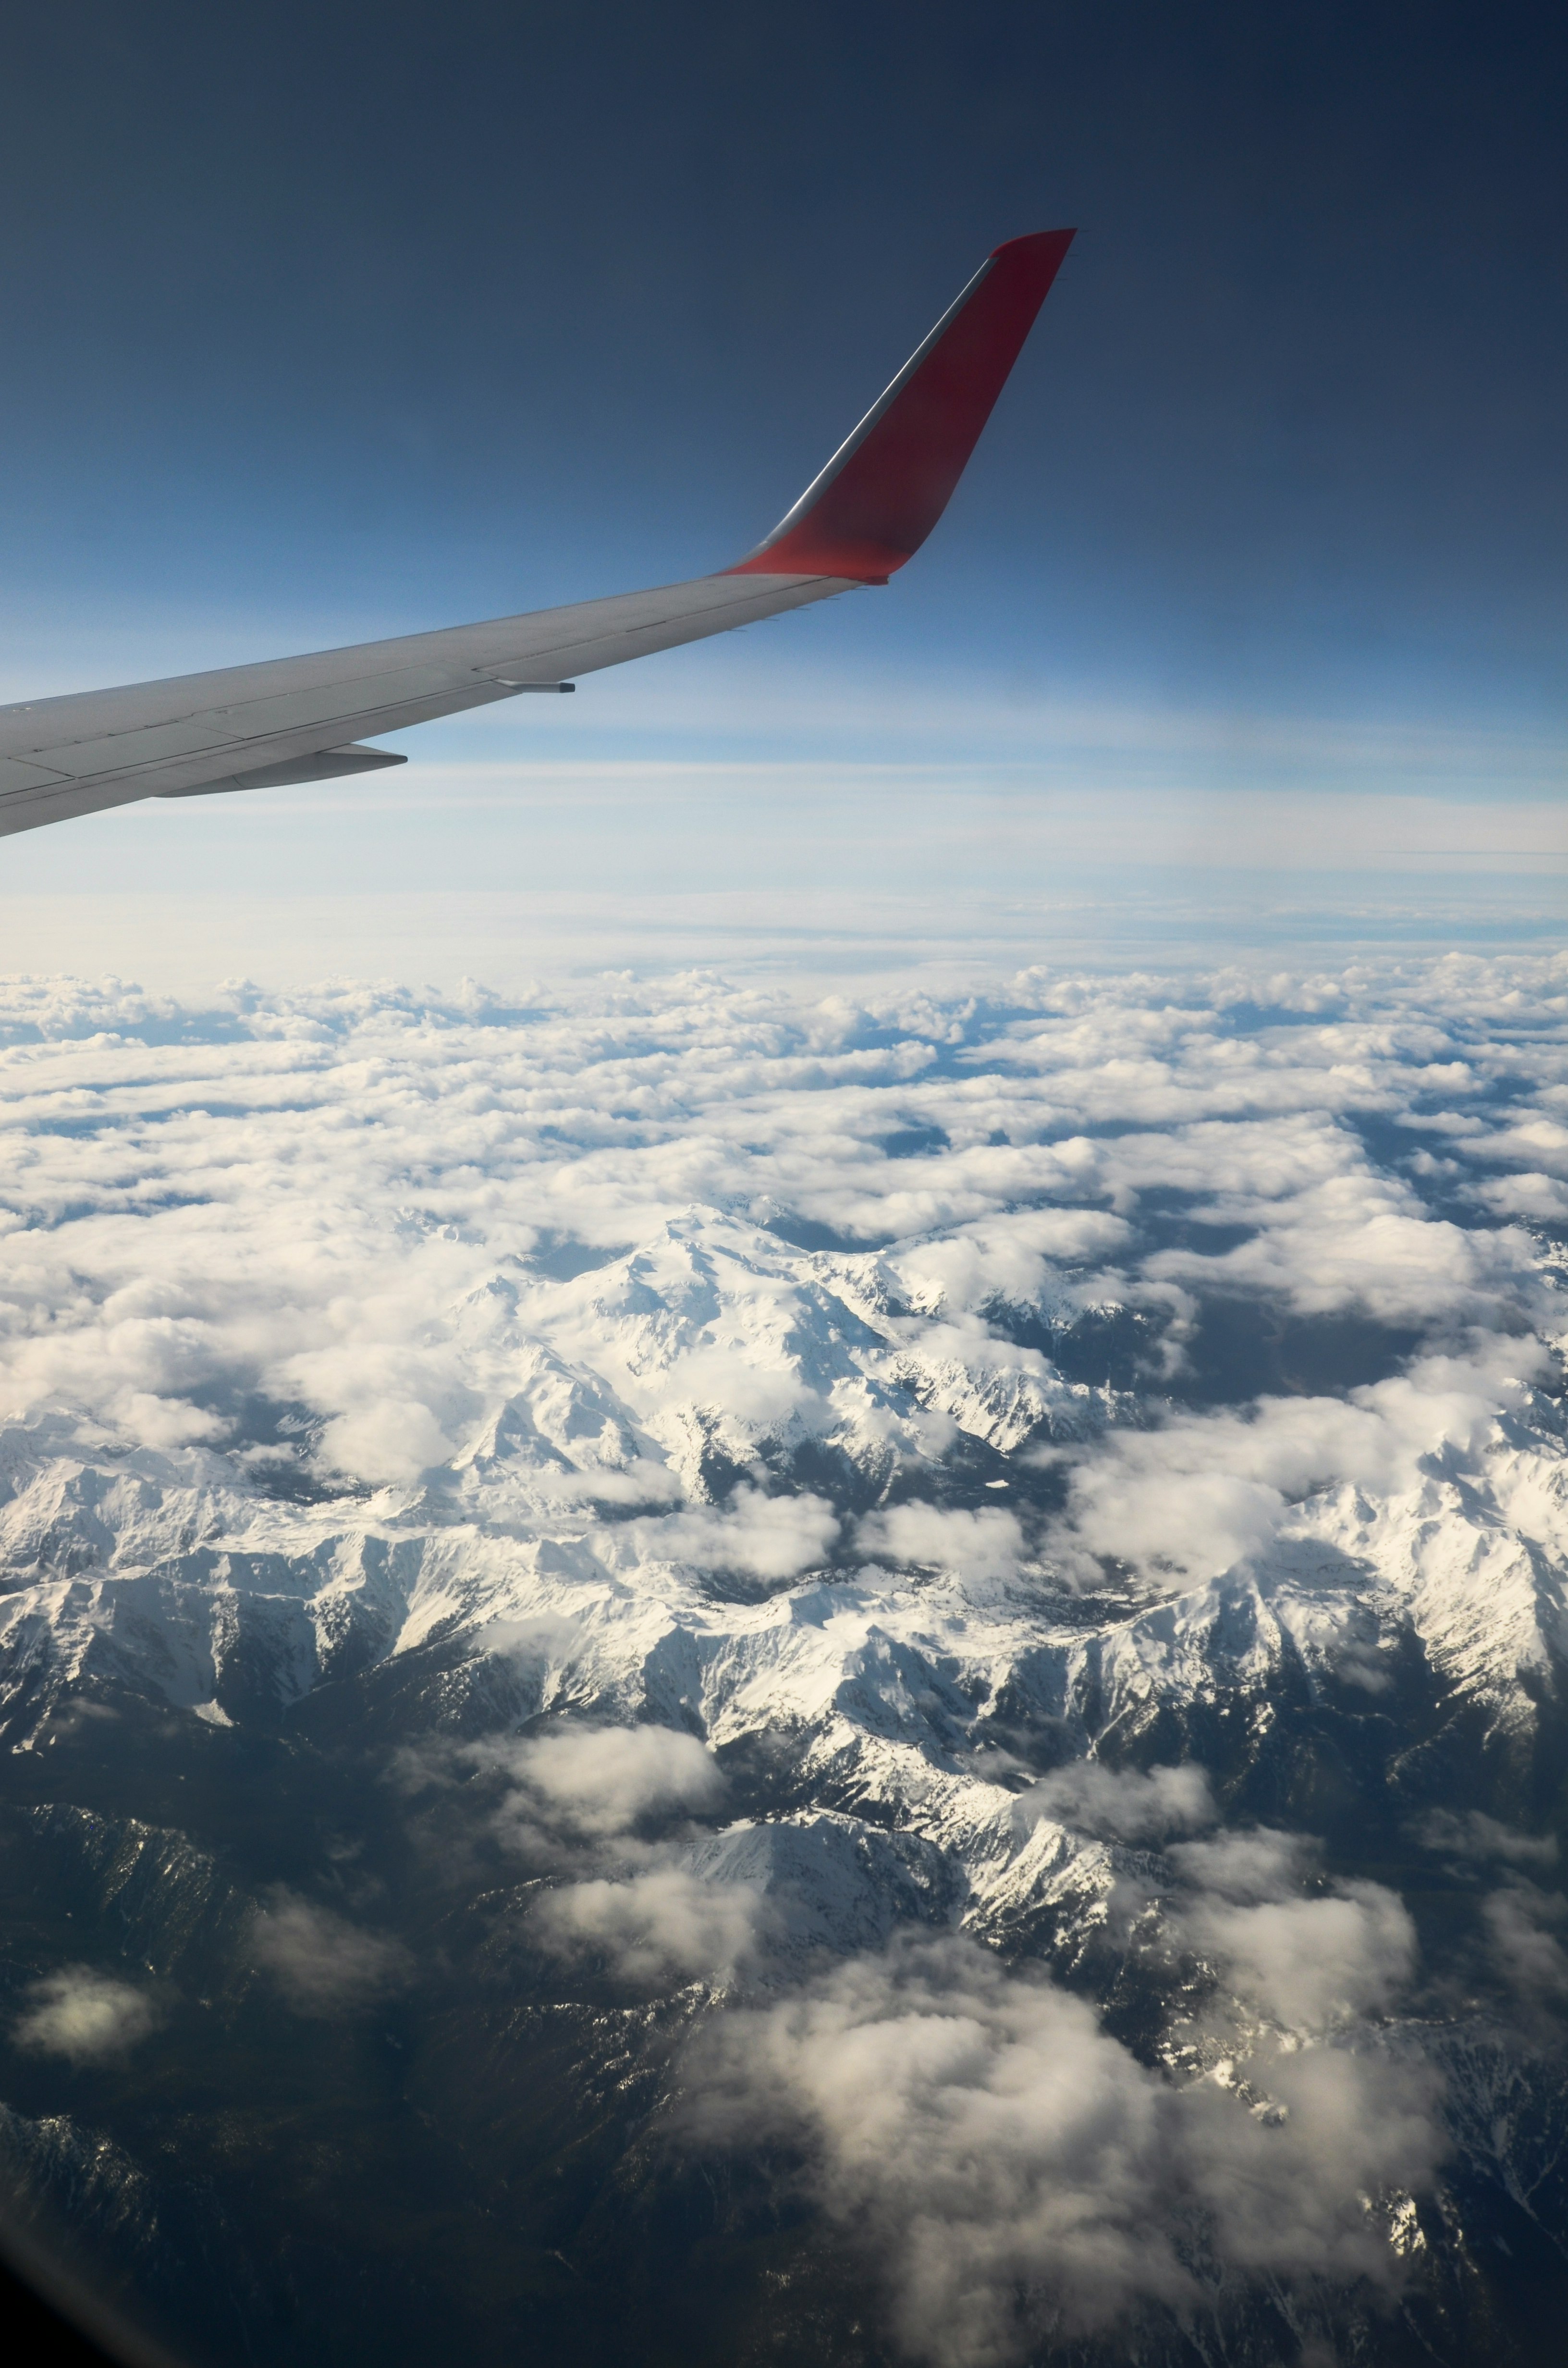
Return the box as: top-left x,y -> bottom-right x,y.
319,1399 -> 454,1485
858,1504 -> 1026,1579
533,1864 -> 765,1985
12,1968 -> 161,2064
1017,1759 -> 1215,1843
1168,1826 -> 1318,1903
618,1486 -> 839,1581
0,957 -> 1555,1515
1414,1809 -> 1559,1866
3,953 -> 1567,2339
471,1722 -> 727,1851
686,1937 -> 1188,2361
1482,1883 -> 1568,2005
249,1892 -> 411,2013
1468,1171 -> 1568,1222
1176,2040 -> 1444,2282
1165,1828 -> 1419,2031
888,1209 -> 1133,1318
685,1934 -> 1441,2368
1050,1350 -> 1539,1583
1181,1885 -> 1419,2030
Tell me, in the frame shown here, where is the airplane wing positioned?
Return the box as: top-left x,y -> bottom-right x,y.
0,230 -> 1074,841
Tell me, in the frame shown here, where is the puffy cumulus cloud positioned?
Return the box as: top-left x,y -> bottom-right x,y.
471,1722 -> 727,1852
1065,1455 -> 1286,1583
533,1864 -> 765,1986
617,1486 -> 839,1581
887,1209 -> 1133,1319
1017,1759 -> 1215,1844
1049,1348 -> 1539,1582
1176,2039 -> 1444,2284
12,1967 -> 161,2063
318,1399 -> 454,1485
1459,1114 -> 1568,1181
641,1340 -> 821,1434
688,1939 -> 1184,2360
1468,1171 -> 1568,1223
0,954 -> 1556,1496
108,1390 -> 232,1451
450,1723 -> 742,1976
0,954 -> 1560,1594
1482,1882 -> 1568,2006
1167,1829 -> 1419,2032
1168,1826 -> 1319,1904
858,1503 -> 1026,1579
683,1935 -> 1442,2368
248,1891 -> 412,2013
1181,1886 -> 1418,2031
1141,1163 -> 1528,1329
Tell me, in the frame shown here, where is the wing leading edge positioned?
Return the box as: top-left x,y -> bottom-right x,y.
0,230 -> 1074,841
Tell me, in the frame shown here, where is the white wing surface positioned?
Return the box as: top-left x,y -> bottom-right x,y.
0,232 -> 1073,841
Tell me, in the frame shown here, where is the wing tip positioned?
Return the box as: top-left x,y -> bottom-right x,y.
724,229 -> 1077,584
989,228 -> 1078,260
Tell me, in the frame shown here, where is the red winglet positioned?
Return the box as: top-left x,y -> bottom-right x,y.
724,229 -> 1075,583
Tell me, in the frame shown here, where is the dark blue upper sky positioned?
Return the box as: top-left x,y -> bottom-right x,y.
2,0 -> 1564,732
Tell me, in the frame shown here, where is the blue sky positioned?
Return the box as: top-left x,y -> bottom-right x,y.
0,0 -> 1563,982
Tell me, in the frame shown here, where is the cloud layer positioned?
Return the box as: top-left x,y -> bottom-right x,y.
687,1931 -> 1442,2368
3,952 -> 1568,2357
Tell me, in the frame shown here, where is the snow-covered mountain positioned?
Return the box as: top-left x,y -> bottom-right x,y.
2,959 -> 1568,2368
